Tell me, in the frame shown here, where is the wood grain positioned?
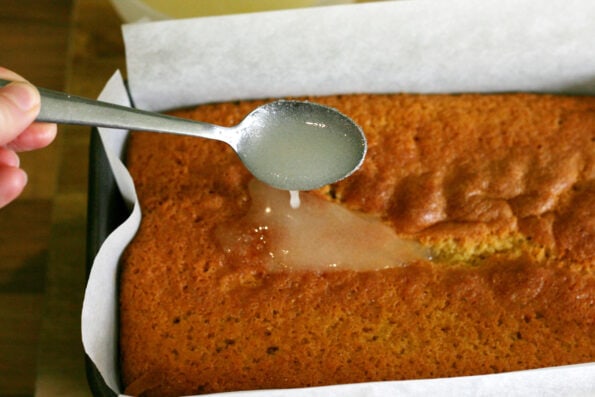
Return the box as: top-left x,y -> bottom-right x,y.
34,1 -> 125,396
0,0 -> 124,396
0,1 -> 72,395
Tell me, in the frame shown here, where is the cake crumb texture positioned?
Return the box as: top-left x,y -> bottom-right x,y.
120,94 -> 594,396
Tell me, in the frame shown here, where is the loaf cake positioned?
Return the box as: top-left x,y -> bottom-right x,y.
120,93 -> 595,396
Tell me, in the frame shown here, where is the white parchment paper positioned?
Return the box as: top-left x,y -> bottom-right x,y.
82,1 -> 595,396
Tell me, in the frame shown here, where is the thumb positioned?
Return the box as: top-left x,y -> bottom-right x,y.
0,81 -> 41,146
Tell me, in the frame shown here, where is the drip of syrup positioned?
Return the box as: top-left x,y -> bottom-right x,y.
217,180 -> 431,272
289,190 -> 301,209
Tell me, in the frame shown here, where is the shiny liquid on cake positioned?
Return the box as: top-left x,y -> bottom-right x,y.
218,180 -> 431,272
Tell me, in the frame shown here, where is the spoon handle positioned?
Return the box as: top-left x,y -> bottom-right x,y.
0,79 -> 228,141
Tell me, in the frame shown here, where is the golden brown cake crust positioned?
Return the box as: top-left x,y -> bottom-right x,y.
120,94 -> 595,396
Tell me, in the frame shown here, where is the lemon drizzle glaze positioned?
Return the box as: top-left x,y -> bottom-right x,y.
217,180 -> 431,272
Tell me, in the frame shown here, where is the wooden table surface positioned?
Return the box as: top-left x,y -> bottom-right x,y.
0,1 -> 125,395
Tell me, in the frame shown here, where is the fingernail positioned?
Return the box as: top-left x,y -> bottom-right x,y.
20,167 -> 28,186
0,167 -> 27,209
15,167 -> 27,187
0,147 -> 20,167
1,81 -> 39,111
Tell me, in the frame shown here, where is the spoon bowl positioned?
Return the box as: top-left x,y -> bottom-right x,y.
234,100 -> 366,190
0,79 -> 366,190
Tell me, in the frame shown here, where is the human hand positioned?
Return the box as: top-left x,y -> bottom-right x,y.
0,67 -> 57,208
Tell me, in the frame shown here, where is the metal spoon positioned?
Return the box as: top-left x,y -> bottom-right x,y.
0,79 -> 366,191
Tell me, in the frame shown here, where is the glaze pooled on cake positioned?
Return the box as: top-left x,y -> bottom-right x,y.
217,179 -> 431,272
